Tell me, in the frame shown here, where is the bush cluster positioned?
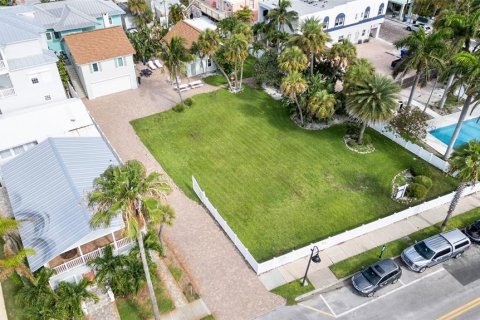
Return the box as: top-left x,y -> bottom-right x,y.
407,183 -> 429,199
409,161 -> 432,177
173,98 -> 194,112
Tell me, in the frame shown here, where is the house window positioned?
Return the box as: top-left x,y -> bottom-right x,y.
364,7 -> 370,19
362,29 -> 366,36
108,16 -> 113,25
378,3 -> 385,15
355,13 -> 358,20
0,149 -> 12,160
335,14 -> 345,27
207,58 -> 212,67
115,57 -> 126,67
53,31 -> 61,40
0,141 -> 37,160
12,146 -> 25,155
46,32 -> 52,40
323,17 -> 329,29
338,35 -> 344,42
91,62 -> 101,72
31,77 -> 39,84
44,95 -> 51,101
250,0 -> 254,9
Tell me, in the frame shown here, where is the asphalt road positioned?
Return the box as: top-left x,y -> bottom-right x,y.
378,19 -> 410,44
259,244 -> 480,320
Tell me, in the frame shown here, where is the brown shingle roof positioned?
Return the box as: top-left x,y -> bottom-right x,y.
63,26 -> 135,65
163,21 -> 201,49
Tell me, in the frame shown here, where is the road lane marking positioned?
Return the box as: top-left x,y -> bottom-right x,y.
299,303 -> 335,318
320,294 -> 337,317
437,296 -> 480,320
334,268 -> 445,318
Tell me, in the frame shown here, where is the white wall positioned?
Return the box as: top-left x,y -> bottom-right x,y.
187,56 -> 217,77
76,55 -> 138,99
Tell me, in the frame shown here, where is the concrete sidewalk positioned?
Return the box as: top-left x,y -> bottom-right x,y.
259,192 -> 480,291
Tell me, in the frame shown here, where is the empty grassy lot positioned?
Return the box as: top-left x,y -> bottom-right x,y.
131,86 -> 457,262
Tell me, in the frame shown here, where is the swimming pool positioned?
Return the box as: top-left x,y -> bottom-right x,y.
429,118 -> 480,148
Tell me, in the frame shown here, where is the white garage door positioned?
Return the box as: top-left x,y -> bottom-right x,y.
91,76 -> 132,98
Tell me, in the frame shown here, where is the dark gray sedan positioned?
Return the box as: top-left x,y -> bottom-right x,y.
352,259 -> 402,297
465,220 -> 480,242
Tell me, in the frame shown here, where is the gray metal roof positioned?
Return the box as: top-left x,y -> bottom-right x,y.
51,5 -> 100,32
8,50 -> 58,71
0,6 -> 46,46
1,137 -> 123,272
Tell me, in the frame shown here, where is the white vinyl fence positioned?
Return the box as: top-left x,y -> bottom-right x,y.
193,176 -> 480,275
370,123 -> 449,172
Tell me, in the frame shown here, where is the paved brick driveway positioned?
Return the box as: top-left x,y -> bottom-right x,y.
83,68 -> 284,320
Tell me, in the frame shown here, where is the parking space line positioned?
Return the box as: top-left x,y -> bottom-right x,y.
399,279 -> 405,286
299,303 -> 336,318
320,294 -> 337,317
335,268 -> 445,318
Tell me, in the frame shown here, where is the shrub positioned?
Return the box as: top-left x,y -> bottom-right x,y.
409,161 -> 432,177
413,175 -> 433,190
407,183 -> 428,199
184,98 -> 193,106
346,122 -> 361,136
173,103 -> 185,112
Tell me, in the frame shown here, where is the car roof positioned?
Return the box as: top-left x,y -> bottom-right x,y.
441,229 -> 469,244
372,259 -> 398,275
424,234 -> 450,252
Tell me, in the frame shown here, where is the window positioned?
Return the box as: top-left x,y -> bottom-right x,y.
338,35 -> 344,42
108,16 -> 113,25
12,146 -> 25,155
362,29 -> 366,36
115,57 -> 126,67
364,7 -> 370,19
0,149 -> 12,160
323,17 -> 329,29
91,62 -> 101,73
355,13 -> 358,20
46,32 -> 52,41
0,141 -> 37,160
454,241 -> 470,250
378,3 -> 385,15
381,271 -> 396,283
31,77 -> 39,84
44,95 -> 51,101
207,58 -> 212,67
334,14 -> 345,27
53,31 -> 61,40
433,248 -> 451,260
250,0 -> 254,9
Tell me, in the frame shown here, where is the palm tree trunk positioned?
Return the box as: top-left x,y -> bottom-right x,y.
438,74 -> 455,110
212,57 -> 233,89
294,96 -> 304,125
234,61 -> 238,91
137,232 -> 161,320
173,67 -> 183,103
407,72 -> 420,108
157,223 -> 165,253
423,77 -> 438,113
357,122 -> 367,145
310,53 -> 314,78
441,183 -> 466,231
201,57 -> 206,75
444,94 -> 473,159
239,60 -> 244,91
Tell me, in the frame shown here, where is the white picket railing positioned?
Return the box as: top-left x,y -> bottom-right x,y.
193,176 -> 480,275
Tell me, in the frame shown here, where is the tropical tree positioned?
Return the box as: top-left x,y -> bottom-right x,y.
308,89 -> 337,122
327,40 -> 357,74
199,29 -> 234,89
224,33 -> 249,91
88,160 -> 173,320
393,29 -> 447,107
289,17 -> 330,77
443,52 -> 480,158
344,58 -> 375,91
281,72 -> 308,125
441,140 -> 480,230
168,3 -> 184,25
87,245 -> 126,290
346,74 -> 401,144
267,0 -> 298,32
128,0 -> 148,16
234,6 -> 253,23
160,36 -> 193,103
254,49 -> 282,86
56,279 -> 99,319
277,46 -> 308,74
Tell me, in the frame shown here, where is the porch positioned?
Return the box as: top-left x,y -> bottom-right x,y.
49,229 -> 134,275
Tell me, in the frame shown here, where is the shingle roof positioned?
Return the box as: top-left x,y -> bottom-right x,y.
63,26 -> 135,64
1,137 -> 123,272
163,21 -> 202,49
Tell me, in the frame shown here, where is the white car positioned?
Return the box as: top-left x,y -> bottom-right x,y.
406,24 -> 432,33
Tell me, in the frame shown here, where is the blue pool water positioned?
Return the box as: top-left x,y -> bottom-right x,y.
430,118 -> 480,148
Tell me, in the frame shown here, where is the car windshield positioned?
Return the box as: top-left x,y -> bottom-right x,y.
414,241 -> 435,259
362,267 -> 381,285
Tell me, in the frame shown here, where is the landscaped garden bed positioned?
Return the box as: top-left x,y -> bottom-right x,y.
132,86 -> 458,262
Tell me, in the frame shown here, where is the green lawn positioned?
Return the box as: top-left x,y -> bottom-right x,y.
131,86 -> 457,262
0,239 -> 24,320
271,280 -> 314,305
330,207 -> 480,278
204,56 -> 256,86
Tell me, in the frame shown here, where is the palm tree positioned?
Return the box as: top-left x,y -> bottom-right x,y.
289,17 -> 330,77
281,72 -> 308,125
128,0 -> 148,16
224,33 -> 249,91
441,140 -> 480,230
168,4 -> 184,25
88,160 -> 173,320
160,36 -> 193,103
344,58 -> 375,91
234,6 -> 253,23
87,245 -> 127,290
346,74 -> 401,144
308,89 -> 336,122
393,29 -> 447,107
56,279 -> 99,319
443,52 -> 480,158
199,29 -> 233,89
266,0 -> 298,50
277,46 -> 308,74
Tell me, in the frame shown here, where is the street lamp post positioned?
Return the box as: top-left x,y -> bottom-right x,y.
301,246 -> 321,286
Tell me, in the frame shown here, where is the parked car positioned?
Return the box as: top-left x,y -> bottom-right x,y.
401,229 -> 471,273
351,259 -> 402,297
464,220 -> 480,242
406,24 -> 432,33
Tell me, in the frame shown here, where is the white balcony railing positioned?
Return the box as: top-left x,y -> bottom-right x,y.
0,87 -> 15,99
191,0 -> 232,20
53,237 -> 134,275
0,60 -> 7,73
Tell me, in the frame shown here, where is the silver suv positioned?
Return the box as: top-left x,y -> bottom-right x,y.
401,229 -> 471,273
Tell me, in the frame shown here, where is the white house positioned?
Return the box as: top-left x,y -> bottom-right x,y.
0,6 -> 67,114
258,0 -> 386,43
164,17 -> 218,78
63,26 -> 137,99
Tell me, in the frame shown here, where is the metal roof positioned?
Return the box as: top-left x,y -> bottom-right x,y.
7,50 -> 58,71
51,5 -> 100,32
1,137 -> 123,272
0,6 -> 46,46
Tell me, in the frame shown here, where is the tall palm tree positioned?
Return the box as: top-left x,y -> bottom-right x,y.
56,279 -> 99,319
344,58 -> 375,91
88,160 -> 173,320
441,140 -> 480,230
328,40 -> 357,72
234,6 -> 253,23
443,52 -> 480,158
393,29 -> 447,107
168,4 -> 184,25
346,74 -> 401,144
87,245 -> 127,290
289,17 -> 330,77
308,89 -> 336,122
128,0 -> 148,16
277,46 -> 308,74
224,33 -> 249,91
267,0 -> 298,32
160,36 -> 193,103
199,29 -> 233,89
281,72 -> 308,125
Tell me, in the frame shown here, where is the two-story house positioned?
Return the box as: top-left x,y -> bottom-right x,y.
187,0 -> 258,21
32,0 -> 125,54
63,26 -> 137,99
